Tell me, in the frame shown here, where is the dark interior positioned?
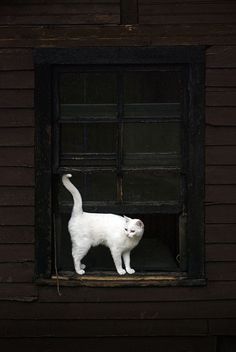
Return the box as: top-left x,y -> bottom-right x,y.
56,213 -> 179,274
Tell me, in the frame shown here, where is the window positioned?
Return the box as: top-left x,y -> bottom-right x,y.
35,47 -> 205,286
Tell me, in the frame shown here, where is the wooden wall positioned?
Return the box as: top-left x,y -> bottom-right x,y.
0,1 -> 236,351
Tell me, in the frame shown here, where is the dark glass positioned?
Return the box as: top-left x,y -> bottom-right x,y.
124,70 -> 182,117
123,122 -> 181,153
123,170 -> 180,202
60,72 -> 117,118
58,171 -> 117,203
60,123 -> 117,154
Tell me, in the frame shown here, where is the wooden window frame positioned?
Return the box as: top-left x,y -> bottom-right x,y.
35,47 -> 205,287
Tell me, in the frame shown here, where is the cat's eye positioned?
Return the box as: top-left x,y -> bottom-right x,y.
131,230 -> 135,233
124,228 -> 128,231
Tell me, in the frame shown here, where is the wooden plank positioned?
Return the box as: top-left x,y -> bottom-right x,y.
0,4 -> 120,15
121,0 -> 138,24
0,90 -> 34,108
0,207 -> 34,225
38,281 -> 236,303
206,224 -> 236,243
206,146 -> 236,165
140,14 -> 236,25
206,88 -> 236,106
0,15 -> 120,25
1,34 -> 236,47
2,300 -> 236,320
0,49 -> 33,70
206,243 -> 236,261
206,262 -> 236,280
0,109 -> 34,127
0,337 -> 217,352
1,0 -> 119,3
0,71 -> 34,89
0,284 -> 37,301
0,226 -> 34,243
0,147 -> 34,167
206,126 -> 236,145
206,166 -> 236,184
0,244 -> 34,262
0,187 -> 34,206
206,46 -> 236,68
0,167 -> 34,186
206,107 -> 236,126
140,0 -> 236,2
206,185 -> 236,203
205,204 -> 236,223
139,3 -> 236,14
0,262 -> 34,282
0,128 -> 34,147
0,23 -> 229,37
0,319 -> 208,337
209,319 -> 236,335
206,69 -> 236,87
0,25 -> 235,48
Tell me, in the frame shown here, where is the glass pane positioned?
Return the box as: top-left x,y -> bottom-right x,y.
123,171 -> 180,202
124,70 -> 182,117
123,122 -> 180,153
60,123 -> 117,154
58,171 -> 117,203
60,72 -> 117,118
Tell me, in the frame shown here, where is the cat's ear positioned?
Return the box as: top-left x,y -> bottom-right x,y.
123,215 -> 131,223
136,220 -> 144,228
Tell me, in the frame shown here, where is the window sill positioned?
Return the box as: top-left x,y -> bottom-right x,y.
36,272 -> 206,287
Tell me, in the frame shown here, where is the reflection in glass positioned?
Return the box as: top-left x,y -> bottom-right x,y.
60,72 -> 117,118
123,122 -> 181,154
59,171 -> 117,203
60,123 -> 117,154
123,171 -> 180,202
124,70 -> 182,117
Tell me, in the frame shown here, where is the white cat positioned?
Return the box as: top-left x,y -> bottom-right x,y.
62,174 -> 144,275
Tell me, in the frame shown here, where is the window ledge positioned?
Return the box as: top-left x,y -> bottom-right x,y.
36,272 -> 206,287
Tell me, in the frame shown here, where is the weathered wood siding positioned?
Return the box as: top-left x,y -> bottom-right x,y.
0,1 -> 236,351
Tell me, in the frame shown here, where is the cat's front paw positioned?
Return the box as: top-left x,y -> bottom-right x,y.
77,269 -> 85,275
117,269 -> 126,275
127,268 -> 135,274
81,264 -> 86,270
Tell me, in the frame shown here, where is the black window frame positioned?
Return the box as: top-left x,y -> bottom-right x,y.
35,47 -> 205,286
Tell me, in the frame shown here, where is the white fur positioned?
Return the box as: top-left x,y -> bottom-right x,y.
62,174 -> 144,275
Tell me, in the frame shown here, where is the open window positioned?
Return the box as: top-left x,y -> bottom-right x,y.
35,47 -> 205,285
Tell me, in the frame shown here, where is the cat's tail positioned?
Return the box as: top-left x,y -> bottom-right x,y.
62,174 -> 83,215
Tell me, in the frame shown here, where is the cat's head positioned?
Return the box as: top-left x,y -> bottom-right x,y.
123,215 -> 144,239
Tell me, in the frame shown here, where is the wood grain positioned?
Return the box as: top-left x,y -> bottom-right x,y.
0,319 -> 208,337
0,226 -> 34,243
0,337 -> 217,352
0,167 -> 34,186
0,244 -> 34,262
0,207 -> 34,225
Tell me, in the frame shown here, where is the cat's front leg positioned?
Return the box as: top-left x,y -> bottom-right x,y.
123,251 -> 135,274
110,248 -> 126,275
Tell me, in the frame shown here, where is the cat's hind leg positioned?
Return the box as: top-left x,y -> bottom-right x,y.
123,251 -> 135,274
72,243 -> 90,275
110,248 -> 126,275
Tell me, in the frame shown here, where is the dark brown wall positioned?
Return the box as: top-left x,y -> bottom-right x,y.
0,1 -> 236,351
